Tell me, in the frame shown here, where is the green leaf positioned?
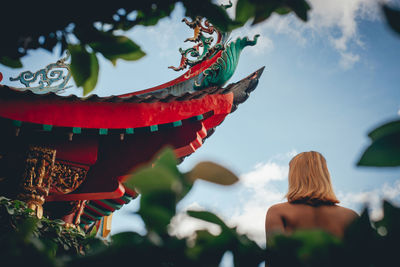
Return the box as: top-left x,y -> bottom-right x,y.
187,210 -> 228,230
124,166 -> 180,195
68,44 -> 99,95
140,204 -> 174,233
266,230 -> 341,267
124,147 -> 182,194
136,10 -> 166,26
183,1 -> 239,32
291,230 -> 341,257
235,0 -> 256,24
287,0 -> 311,22
186,229 -> 230,263
185,161 -> 239,185
152,147 -> 180,176
344,209 -> 375,242
0,56 -> 23,68
111,231 -> 145,248
358,120 -> 400,167
89,35 -> 145,66
357,131 -> 400,167
17,217 -> 39,240
275,7 -> 292,15
235,0 -> 310,25
139,192 -> 176,233
383,4 -> 400,35
252,2 -> 277,25
375,200 -> 400,235
368,120 -> 400,141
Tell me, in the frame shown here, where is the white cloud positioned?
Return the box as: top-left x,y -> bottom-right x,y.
129,0 -> 384,69
229,0 -> 382,69
171,153 -> 293,247
339,51 -> 361,69
227,153 -> 295,246
338,180 -> 400,220
307,0 -> 379,68
215,0 -> 238,19
241,161 -> 288,190
169,202 -> 221,239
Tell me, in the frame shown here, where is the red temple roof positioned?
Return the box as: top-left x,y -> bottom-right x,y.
0,16 -> 264,228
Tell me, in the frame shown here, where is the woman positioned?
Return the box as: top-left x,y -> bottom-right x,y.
265,151 -> 358,242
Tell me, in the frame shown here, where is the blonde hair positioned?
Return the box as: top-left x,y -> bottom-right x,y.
286,151 -> 339,205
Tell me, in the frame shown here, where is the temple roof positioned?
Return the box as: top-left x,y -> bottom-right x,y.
0,15 -> 264,214
0,66 -> 263,104
0,14 -> 266,232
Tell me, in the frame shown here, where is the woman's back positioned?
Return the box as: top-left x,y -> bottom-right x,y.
265,151 -> 359,243
265,202 -> 358,239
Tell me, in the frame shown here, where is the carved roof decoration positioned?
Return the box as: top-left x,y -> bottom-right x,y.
0,12 -> 265,227
8,52 -> 72,94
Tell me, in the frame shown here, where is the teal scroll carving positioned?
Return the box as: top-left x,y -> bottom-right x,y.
9,52 -> 71,93
194,35 -> 260,90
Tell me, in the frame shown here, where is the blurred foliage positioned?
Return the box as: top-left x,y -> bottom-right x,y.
358,119 -> 400,167
235,0 -> 310,25
0,0 -> 310,95
0,147 -> 265,266
0,196 -> 90,266
3,147 -> 400,266
358,3 -> 400,167
382,4 -> 400,35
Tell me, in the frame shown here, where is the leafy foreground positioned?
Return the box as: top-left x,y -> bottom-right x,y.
0,147 -> 265,267
1,147 -> 400,266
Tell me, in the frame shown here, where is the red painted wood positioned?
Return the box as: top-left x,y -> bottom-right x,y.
91,200 -> 115,212
46,182 -> 125,201
46,119 -> 222,201
44,136 -> 98,165
123,186 -> 138,199
108,197 -> 125,205
81,213 -> 97,222
84,205 -> 105,217
8,91 -> 233,202
0,93 -> 233,129
174,124 -> 205,158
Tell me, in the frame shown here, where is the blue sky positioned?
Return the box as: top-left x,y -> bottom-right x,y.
1,0 -> 400,253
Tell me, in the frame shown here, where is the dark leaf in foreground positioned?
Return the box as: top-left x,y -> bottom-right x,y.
185,161 -> 239,185
383,4 -> 400,35
89,35 -> 146,66
235,0 -> 310,26
358,126 -> 400,167
0,56 -> 23,68
69,45 -> 99,95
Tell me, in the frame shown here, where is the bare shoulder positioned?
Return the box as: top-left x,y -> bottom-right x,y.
266,202 -> 294,221
335,205 -> 359,219
267,202 -> 290,214
265,203 -> 288,236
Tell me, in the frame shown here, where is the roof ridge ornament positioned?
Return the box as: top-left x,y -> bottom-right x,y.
168,16 -> 226,72
9,52 -> 72,94
194,35 -> 260,90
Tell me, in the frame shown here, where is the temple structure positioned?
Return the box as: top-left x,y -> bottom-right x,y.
0,16 -> 264,234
